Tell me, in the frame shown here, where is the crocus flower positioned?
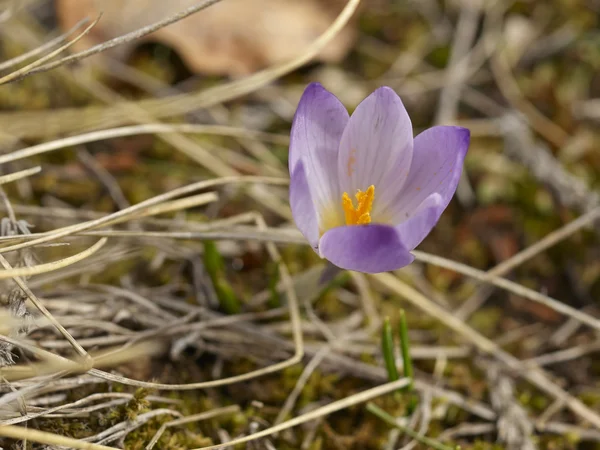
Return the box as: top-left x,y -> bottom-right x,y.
289,83 -> 470,273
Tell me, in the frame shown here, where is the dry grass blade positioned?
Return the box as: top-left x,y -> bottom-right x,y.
0,166 -> 41,185
0,237 -> 106,280
0,333 -> 75,369
0,227 -> 305,246
0,124 -> 289,166
0,254 -> 91,360
0,15 -> 101,85
1,341 -> 162,381
0,17 -> 90,72
0,425 -> 117,449
0,176 -> 288,254
457,205 -> 600,319
0,193 -> 219,246
193,378 -> 410,450
412,250 -> 600,332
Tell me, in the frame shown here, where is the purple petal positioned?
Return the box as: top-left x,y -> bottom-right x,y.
290,161 -> 319,250
337,87 -> 413,219
289,83 -> 349,228
395,193 -> 444,250
389,126 -> 469,224
319,224 -> 415,273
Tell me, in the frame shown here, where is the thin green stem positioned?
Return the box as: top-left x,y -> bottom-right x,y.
203,240 -> 241,314
367,403 -> 460,450
382,317 -> 400,382
267,262 -> 281,308
398,310 -> 414,390
398,309 -> 417,413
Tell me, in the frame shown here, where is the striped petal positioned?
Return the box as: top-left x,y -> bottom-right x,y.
336,87 -> 413,221
289,83 -> 349,231
395,193 -> 444,250
389,126 -> 469,225
290,161 -> 319,250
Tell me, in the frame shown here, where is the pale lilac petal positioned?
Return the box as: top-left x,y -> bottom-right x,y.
289,83 -> 349,230
290,162 -> 319,250
395,193 -> 443,250
390,126 -> 469,224
337,87 -> 413,219
319,224 -> 414,273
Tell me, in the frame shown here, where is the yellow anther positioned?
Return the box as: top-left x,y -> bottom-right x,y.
342,185 -> 375,226
357,212 -> 371,224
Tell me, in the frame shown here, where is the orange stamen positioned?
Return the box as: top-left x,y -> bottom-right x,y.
342,185 -> 375,226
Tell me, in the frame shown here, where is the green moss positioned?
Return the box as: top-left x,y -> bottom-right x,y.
468,308 -> 504,337
471,442 -> 505,450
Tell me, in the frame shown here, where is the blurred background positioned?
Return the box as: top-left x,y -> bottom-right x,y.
0,0 -> 599,449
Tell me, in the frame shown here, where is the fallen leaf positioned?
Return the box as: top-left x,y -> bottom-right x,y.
56,0 -> 357,76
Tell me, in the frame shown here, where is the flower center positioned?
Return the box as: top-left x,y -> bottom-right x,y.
342,185 -> 375,226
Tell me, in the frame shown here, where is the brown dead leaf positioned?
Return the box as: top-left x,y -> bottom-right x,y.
56,0 -> 357,76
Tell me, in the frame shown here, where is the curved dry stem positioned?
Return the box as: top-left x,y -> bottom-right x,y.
0,237 -> 107,280
0,166 -> 41,185
0,16 -> 101,85
0,425 -> 115,449
0,253 -> 91,360
193,378 -> 410,450
0,124 -> 289,166
1,341 -> 162,382
0,18 -> 90,72
4,215 -> 595,333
